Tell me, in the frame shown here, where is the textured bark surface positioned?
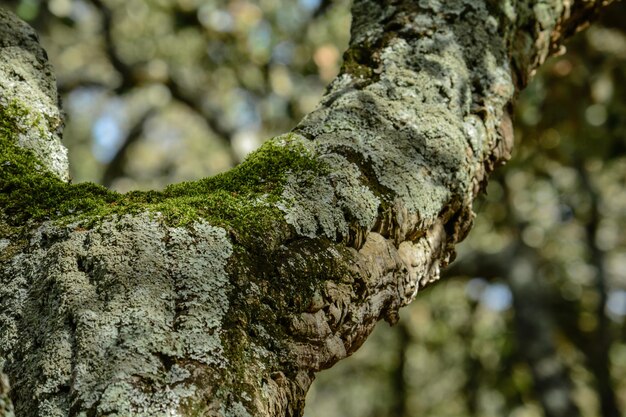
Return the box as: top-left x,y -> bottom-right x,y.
0,1 -> 613,416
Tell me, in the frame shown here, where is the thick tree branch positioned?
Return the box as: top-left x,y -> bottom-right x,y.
0,1 -> 616,416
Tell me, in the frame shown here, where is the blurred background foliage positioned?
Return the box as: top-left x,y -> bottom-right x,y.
2,0 -> 626,416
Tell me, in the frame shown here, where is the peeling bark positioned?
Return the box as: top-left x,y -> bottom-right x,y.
0,1 -> 615,416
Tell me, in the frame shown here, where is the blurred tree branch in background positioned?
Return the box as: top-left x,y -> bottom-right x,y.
7,0 -> 350,190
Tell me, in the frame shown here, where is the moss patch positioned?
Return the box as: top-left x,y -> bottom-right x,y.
1,101 -> 327,246
0,99 -> 119,225
156,134 -> 328,242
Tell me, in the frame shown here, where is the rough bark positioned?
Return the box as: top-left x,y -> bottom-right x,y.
0,1 -> 614,416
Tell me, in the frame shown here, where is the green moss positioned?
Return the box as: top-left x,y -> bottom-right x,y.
0,113 -> 119,225
341,48 -> 374,80
1,101 -> 327,246
0,101 -> 25,138
340,31 -> 401,82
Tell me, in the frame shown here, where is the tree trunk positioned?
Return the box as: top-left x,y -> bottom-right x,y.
0,1 -> 613,416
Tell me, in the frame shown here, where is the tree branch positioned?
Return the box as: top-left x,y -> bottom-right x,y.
100,108 -> 155,188
0,1 -> 616,416
575,160 -> 620,417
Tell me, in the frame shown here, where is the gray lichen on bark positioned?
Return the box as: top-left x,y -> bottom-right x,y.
277,139 -> 381,239
0,370 -> 14,417
0,1 -> 614,416
1,214 -> 233,416
0,9 -> 68,182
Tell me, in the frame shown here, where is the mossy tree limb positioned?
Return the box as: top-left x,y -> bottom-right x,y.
0,1 -> 614,416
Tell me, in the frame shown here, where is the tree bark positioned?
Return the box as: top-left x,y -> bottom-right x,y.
0,1 -> 614,416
